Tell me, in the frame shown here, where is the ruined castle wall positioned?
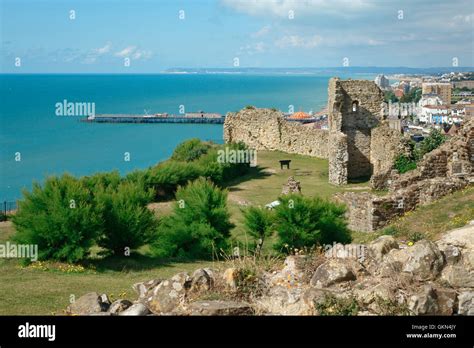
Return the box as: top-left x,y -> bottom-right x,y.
328,78 -> 385,183
370,122 -> 406,189
223,108 -> 329,158
390,120 -> 474,192
328,131 -> 348,185
340,120 -> 474,232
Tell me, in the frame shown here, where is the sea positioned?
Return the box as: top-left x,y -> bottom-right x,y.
0,73 -> 375,201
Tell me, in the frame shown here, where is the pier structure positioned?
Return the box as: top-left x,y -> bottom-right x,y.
83,112 -> 224,124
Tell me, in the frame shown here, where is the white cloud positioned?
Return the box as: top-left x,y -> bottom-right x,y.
94,42 -> 112,55
115,46 -> 137,58
275,35 -> 322,49
115,46 -> 152,60
252,25 -> 271,38
238,42 -> 266,55
221,0 -> 372,18
82,42 -> 112,64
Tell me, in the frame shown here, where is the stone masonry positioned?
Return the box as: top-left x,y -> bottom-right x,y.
223,78 -> 473,232
223,108 -> 329,158
337,120 -> 474,231
327,78 -> 387,185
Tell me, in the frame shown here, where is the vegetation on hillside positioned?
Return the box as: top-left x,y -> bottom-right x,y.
394,129 -> 446,174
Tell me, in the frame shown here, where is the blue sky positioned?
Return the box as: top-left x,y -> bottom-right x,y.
1,0 -> 473,73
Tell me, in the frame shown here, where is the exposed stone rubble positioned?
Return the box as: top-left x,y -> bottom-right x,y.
336,120 -> 473,232
281,176 -> 302,195
67,224 -> 474,316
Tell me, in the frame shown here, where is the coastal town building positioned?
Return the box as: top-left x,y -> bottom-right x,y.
374,74 -> 390,90
422,82 -> 452,105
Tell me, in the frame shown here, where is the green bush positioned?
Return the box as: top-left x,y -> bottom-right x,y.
415,129 -> 446,161
96,182 -> 156,255
151,178 -> 234,259
242,206 -> 274,248
171,138 -> 210,162
394,154 -> 417,174
12,174 -> 102,263
81,170 -> 122,191
145,161 -> 204,198
273,194 -> 351,253
144,141 -> 252,197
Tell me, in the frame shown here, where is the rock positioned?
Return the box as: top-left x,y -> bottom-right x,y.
436,224 -> 474,250
435,288 -> 457,315
108,299 -> 133,314
187,301 -> 254,316
302,288 -> 334,308
353,280 -> 395,306
408,285 -> 439,315
257,286 -> 309,315
223,268 -> 238,290
401,240 -> 444,280
133,279 -> 162,301
67,292 -> 108,315
281,176 -> 301,195
99,294 -> 111,309
457,291 -> 474,315
440,265 -> 474,288
310,259 -> 356,288
440,245 -> 461,265
368,236 -> 398,262
119,303 -> 150,316
270,255 -> 308,287
147,272 -> 191,314
190,269 -> 213,293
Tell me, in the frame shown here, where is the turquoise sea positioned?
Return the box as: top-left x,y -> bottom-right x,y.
0,73 -> 373,201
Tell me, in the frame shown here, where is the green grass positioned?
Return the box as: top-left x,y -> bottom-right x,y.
2,150 -> 471,315
0,151 -> 367,315
351,185 -> 474,244
224,151 -> 369,250
0,221 -> 216,315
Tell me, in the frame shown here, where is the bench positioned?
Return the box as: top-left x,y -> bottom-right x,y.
279,160 -> 291,170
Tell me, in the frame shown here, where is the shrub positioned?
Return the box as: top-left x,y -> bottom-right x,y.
151,178 -> 233,259
12,174 -> 102,263
416,129 -> 446,160
171,138 -> 210,162
95,182 -> 156,255
273,194 -> 351,253
242,206 -> 274,249
145,161 -> 204,198
81,170 -> 122,191
394,154 -> 417,174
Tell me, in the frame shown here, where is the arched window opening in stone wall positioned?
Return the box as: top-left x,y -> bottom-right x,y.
352,101 -> 359,112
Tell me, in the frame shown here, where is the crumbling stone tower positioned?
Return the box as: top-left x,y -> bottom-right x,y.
328,78 -> 384,185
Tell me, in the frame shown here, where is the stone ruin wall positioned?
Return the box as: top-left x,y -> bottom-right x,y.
328,78 -> 391,185
337,120 -> 474,232
223,108 -> 329,158
223,78 -> 473,232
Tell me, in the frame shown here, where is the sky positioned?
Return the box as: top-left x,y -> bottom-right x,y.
0,0 -> 473,73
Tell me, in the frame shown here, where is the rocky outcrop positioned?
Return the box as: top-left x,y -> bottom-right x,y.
281,176 -> 302,195
66,224 -> 474,316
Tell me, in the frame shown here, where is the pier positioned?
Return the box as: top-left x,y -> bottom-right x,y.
82,112 -> 225,124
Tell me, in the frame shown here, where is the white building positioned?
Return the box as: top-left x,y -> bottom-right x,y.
419,105 -> 450,124
374,74 -> 390,90
418,93 -> 444,107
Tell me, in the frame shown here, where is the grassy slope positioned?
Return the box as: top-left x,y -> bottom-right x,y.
0,150 -> 472,314
351,185 -> 474,244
